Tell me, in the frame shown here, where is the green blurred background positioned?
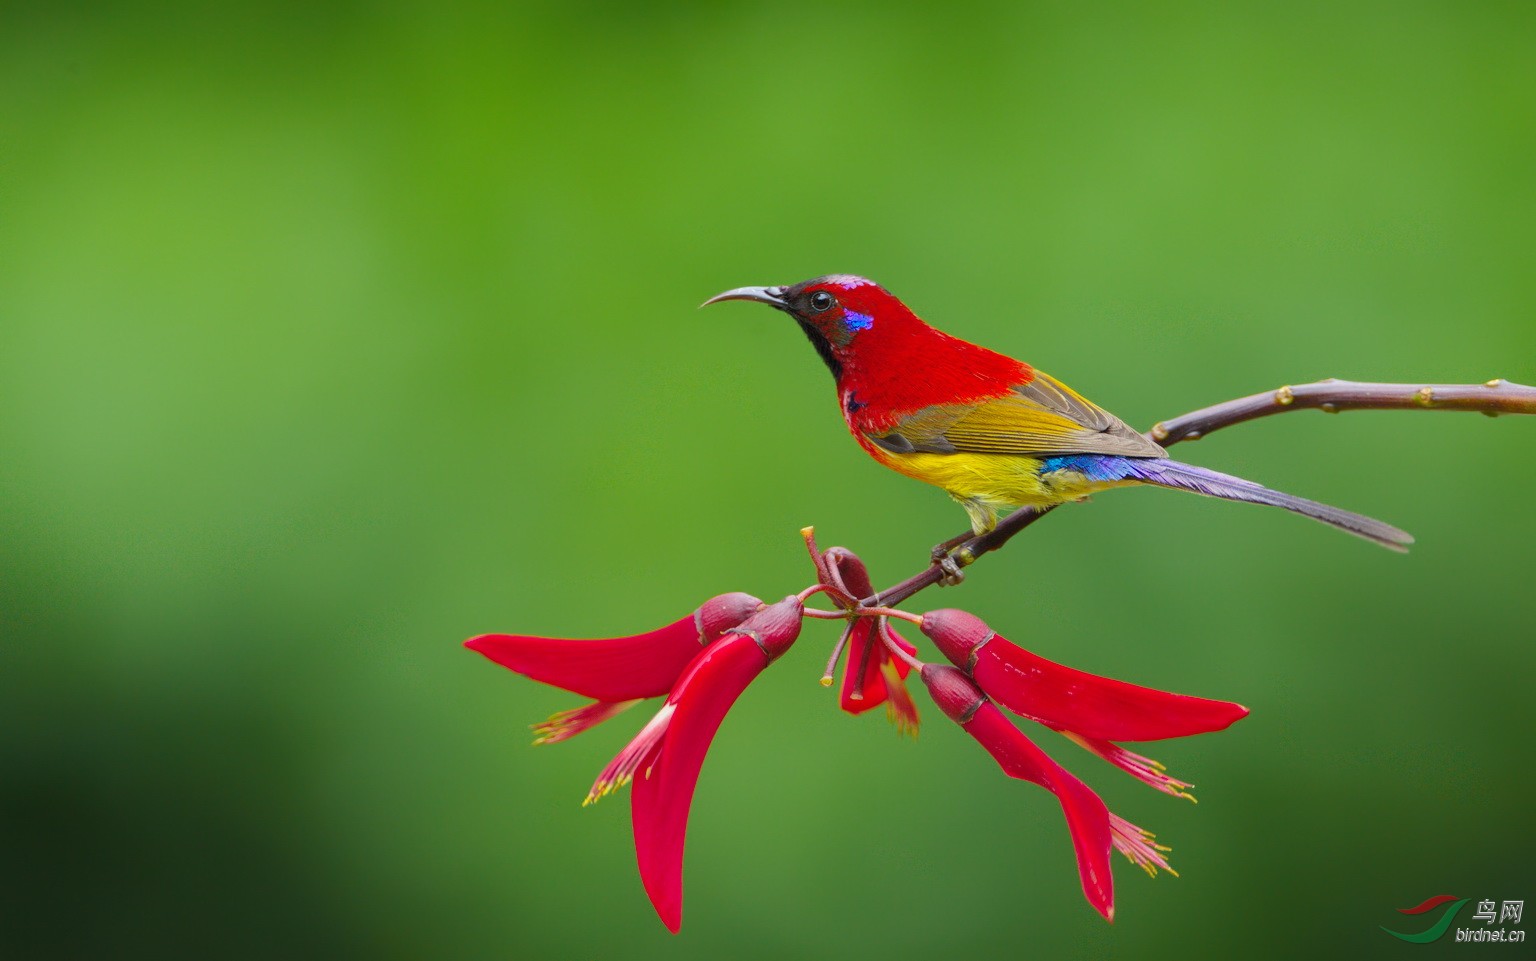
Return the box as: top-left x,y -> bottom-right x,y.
3,2 -> 1533,958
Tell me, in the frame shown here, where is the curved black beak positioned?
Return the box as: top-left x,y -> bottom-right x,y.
700,285 -> 789,309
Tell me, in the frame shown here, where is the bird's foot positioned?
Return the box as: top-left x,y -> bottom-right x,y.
934,547 -> 976,586
937,555 -> 965,585
929,532 -> 972,564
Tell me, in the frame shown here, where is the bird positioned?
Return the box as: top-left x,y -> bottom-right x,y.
703,274 -> 1412,569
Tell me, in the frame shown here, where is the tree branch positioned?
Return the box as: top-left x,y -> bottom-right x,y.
865,378 -> 1536,608
1149,378 -> 1535,444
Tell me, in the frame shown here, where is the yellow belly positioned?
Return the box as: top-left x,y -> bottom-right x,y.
870,449 -> 1134,533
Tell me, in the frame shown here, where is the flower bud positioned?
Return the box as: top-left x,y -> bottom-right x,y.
918,662 -> 1118,921
724,595 -> 804,661
918,664 -> 985,723
694,592 -> 764,643
822,546 -> 875,598
919,608 -> 995,667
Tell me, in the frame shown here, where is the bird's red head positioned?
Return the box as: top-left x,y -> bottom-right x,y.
704,274 -> 1031,419
702,275 -> 920,380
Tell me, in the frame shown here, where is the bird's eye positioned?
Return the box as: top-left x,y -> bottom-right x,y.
809,291 -> 835,313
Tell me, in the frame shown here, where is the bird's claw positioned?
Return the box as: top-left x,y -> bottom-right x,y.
936,554 -> 966,586
930,532 -> 973,564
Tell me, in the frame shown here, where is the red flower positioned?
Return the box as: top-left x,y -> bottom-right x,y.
469,594 -> 803,932
603,597 -> 805,932
919,664 -> 1175,921
920,608 -> 1246,799
822,548 -> 920,734
464,592 -> 761,741
839,618 -> 920,735
466,544 -> 1251,929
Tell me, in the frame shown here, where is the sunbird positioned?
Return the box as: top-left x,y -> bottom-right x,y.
704,275 -> 1412,560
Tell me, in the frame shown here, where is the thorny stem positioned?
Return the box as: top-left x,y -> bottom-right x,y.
860,378 -> 1536,609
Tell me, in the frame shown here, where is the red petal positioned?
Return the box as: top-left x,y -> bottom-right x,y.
883,622 -> 916,681
971,636 -> 1248,742
962,702 -> 1116,921
880,661 -> 920,737
631,634 -> 773,932
840,620 -> 917,715
839,620 -> 890,714
464,593 -> 759,702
